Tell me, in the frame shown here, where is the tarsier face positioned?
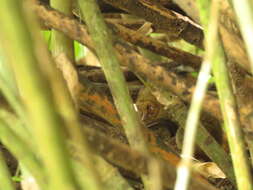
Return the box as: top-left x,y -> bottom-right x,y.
135,87 -> 166,125
137,99 -> 162,125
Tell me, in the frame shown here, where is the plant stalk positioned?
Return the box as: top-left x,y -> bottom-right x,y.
175,1 -> 222,189
51,0 -> 75,61
0,1 -> 81,190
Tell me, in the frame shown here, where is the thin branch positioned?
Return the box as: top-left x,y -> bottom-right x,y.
103,0 -> 204,48
107,21 -> 202,69
34,1 -> 96,53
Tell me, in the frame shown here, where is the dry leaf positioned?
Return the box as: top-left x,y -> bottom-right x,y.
193,162 -> 226,179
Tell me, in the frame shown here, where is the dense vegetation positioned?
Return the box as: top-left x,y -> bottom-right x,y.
0,0 -> 253,190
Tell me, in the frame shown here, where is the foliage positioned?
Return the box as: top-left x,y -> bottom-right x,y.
0,0 -> 253,190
